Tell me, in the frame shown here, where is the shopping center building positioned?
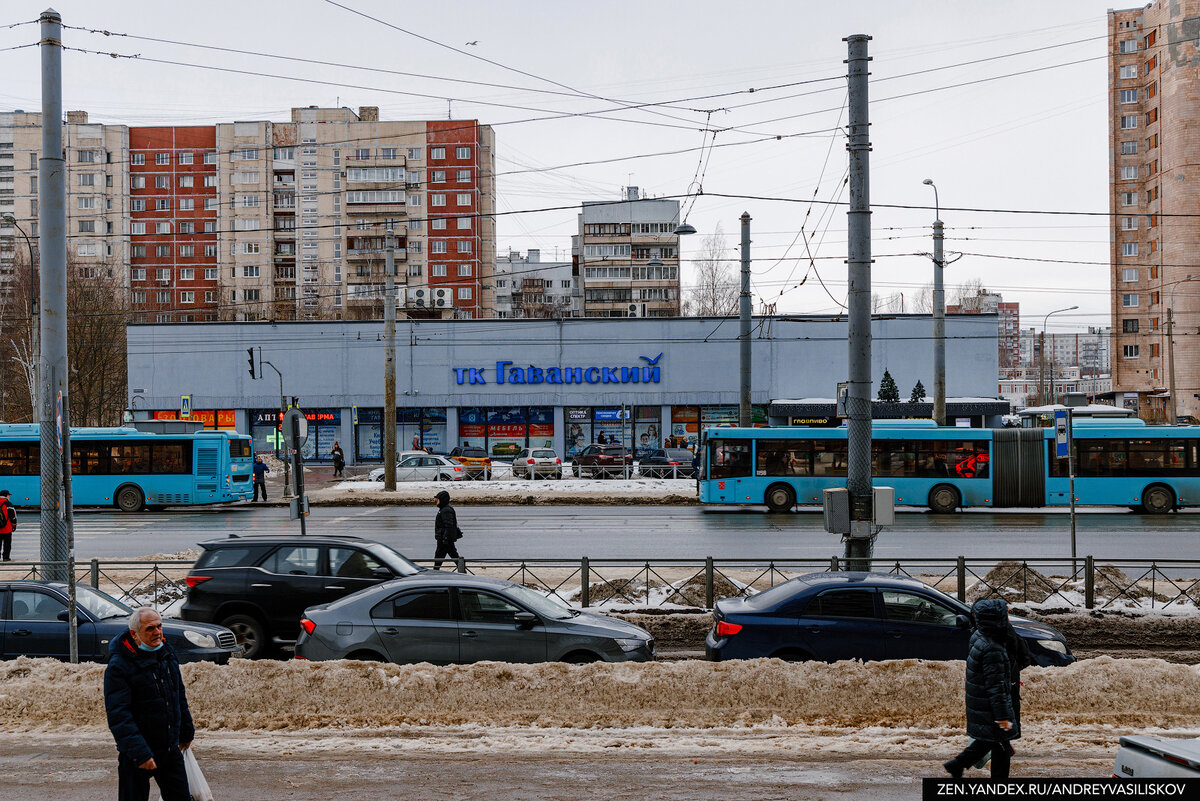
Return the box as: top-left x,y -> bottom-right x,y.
126,316 -> 1002,464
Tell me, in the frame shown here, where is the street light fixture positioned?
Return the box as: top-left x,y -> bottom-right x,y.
2,214 -> 39,422
1167,274 -> 1199,424
921,179 -> 946,426
1040,305 -> 1078,405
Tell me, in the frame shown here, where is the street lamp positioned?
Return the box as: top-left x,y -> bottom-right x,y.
922,179 -> 945,426
1040,305 -> 1078,405
1167,274 -> 1199,423
2,214 -> 38,422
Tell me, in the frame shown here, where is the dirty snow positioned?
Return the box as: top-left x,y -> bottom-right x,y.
315,475 -> 699,505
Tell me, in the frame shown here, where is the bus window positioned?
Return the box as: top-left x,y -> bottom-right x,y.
1129,440 -> 1166,473
812,440 -> 847,477
229,439 -> 252,459
0,445 -> 27,476
152,442 -> 189,475
109,444 -> 150,474
72,443 -> 107,475
873,444 -> 916,477
709,440 -> 751,479
756,440 -> 810,477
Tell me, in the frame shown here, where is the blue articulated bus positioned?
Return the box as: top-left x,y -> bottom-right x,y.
0,424 -> 255,511
699,419 -> 1200,515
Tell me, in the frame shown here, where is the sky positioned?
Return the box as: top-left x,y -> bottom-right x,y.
0,1 -> 1125,336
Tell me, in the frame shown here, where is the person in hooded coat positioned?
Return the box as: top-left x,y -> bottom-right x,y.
433,489 -> 462,569
944,598 -> 1019,779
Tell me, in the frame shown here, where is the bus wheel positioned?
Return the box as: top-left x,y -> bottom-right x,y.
1141,485 -> 1175,515
764,484 -> 796,513
115,485 -> 145,513
928,485 -> 960,514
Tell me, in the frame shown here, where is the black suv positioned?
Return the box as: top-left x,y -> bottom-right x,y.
179,535 -> 422,658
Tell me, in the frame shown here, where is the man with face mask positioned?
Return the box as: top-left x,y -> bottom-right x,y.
104,607 -> 195,801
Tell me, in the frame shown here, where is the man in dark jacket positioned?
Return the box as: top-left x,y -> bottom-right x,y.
944,598 -> 1017,779
104,607 -> 195,801
433,489 -> 462,569
252,455 -> 270,501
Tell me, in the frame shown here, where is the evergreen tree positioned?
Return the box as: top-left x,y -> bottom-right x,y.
910,380 -> 927,403
878,370 -> 900,403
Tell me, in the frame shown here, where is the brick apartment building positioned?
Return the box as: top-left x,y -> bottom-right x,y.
945,288 -> 1020,368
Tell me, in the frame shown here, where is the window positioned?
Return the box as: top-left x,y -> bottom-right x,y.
408,263 -> 423,277
1122,192 -> 1137,206
244,289 -> 261,301
408,194 -> 421,206
1120,89 -> 1138,103
11,590 -> 66,622
458,591 -> 520,624
1120,64 -> 1137,79
354,148 -> 371,160
240,243 -> 261,254
380,147 -> 397,160
430,146 -> 445,160
1121,216 -> 1138,230
1120,115 -> 1138,129
457,240 -> 472,253
178,175 -> 193,188
1147,108 -> 1158,125
456,193 -> 471,206
242,265 -> 260,277
346,167 -> 404,182
431,218 -> 447,230
205,290 -> 217,302
155,152 -> 170,165
1123,344 -> 1140,358
1119,39 -> 1138,53
236,219 -> 260,231
432,264 -> 447,277
431,193 -> 446,206
76,150 -> 98,163
131,176 -> 145,189
77,173 -> 95,187
179,246 -> 195,259
458,264 -> 472,277
131,222 -> 145,235
273,147 -> 294,161
1147,133 -> 1158,150
430,170 -> 446,183
1121,267 -> 1138,282
203,175 -> 217,188
458,287 -> 472,300
328,547 -> 386,579
345,190 -> 405,204
374,589 -> 451,621
1122,242 -> 1139,257
180,291 -> 194,304
1122,293 -> 1139,307
156,245 -> 170,257
1120,141 -> 1137,155
408,241 -> 422,253
234,148 -> 258,161
131,153 -> 145,165
457,217 -> 472,229
156,222 -> 171,234
808,589 -> 876,618
203,152 -> 217,164
76,196 -> 97,210
205,245 -> 218,259
76,220 -> 94,233
204,221 -> 217,232
131,290 -> 146,304
1146,55 -> 1157,73
881,591 -> 958,626
1145,29 -> 1157,48
264,546 -> 319,576
131,267 -> 146,280
179,152 -> 193,165
76,243 -> 97,257
1147,159 -> 1158,177
1121,165 -> 1139,180
156,199 -> 170,211
457,169 -> 470,183
179,198 -> 194,211
156,268 -> 170,281
562,280 -> 571,289
1122,319 -> 1139,333
431,241 -> 447,254
407,147 -> 422,160
456,146 -> 470,159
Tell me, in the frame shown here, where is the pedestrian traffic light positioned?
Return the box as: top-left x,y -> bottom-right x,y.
247,347 -> 256,379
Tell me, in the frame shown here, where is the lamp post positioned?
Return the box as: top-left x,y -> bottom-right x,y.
1040,306 -> 1078,405
2,214 -> 38,422
921,179 -> 945,426
1167,274 -> 1199,424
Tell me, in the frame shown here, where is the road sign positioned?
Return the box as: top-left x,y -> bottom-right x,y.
56,391 -> 63,453
1054,409 -> 1070,459
283,408 -> 309,449
180,395 -> 192,419
836,382 -> 850,418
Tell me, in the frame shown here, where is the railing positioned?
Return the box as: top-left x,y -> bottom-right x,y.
7,557 -> 1196,615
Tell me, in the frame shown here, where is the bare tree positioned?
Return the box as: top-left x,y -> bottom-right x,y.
682,225 -> 738,316
872,291 -> 906,313
950,277 -> 987,309
910,283 -> 934,314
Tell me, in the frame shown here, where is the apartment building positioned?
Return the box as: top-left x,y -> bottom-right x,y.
945,288 -> 1020,368
494,249 -> 577,318
575,187 -> 681,317
1108,2 -> 1200,420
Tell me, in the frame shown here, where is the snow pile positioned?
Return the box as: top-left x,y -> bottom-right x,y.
3,656 -> 1198,732
313,476 -> 698,505
968,562 -> 1195,611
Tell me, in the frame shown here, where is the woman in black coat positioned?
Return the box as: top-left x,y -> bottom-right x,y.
944,599 -> 1019,779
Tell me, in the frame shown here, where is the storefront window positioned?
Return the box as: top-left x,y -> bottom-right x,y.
633,405 -> 661,459
565,408 -> 590,458
299,409 -> 341,461
487,407 -> 526,458
670,406 -> 700,452
592,408 -> 628,447
528,407 -> 554,449
249,409 -> 283,456
355,408 -> 382,461
399,408 -> 447,453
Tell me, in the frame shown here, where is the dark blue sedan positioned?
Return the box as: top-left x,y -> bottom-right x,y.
705,572 -> 1075,667
0,580 -> 240,663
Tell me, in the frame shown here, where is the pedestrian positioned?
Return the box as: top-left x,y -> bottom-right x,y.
104,607 -> 195,801
252,455 -> 269,501
943,599 -> 1020,779
596,431 -> 608,445
412,433 -> 421,451
0,489 -> 16,561
432,489 -> 462,570
331,441 -> 345,478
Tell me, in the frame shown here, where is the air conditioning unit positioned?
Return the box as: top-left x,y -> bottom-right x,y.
628,304 -> 639,317
433,287 -> 455,308
409,286 -> 429,307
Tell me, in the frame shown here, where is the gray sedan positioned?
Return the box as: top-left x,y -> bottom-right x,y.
294,573 -> 654,665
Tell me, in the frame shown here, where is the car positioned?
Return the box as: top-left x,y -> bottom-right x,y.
368,453 -> 466,482
1114,735 -> 1200,778
639,448 -> 697,478
0,580 -> 240,664
179,535 -> 423,659
447,446 -> 493,479
295,572 -> 655,665
705,572 -> 1075,667
511,448 -> 562,479
572,445 -> 633,478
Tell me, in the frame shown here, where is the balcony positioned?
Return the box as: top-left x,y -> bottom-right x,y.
275,265 -> 296,281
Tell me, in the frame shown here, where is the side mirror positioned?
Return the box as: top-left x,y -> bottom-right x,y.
57,609 -> 70,622
955,614 -> 971,629
372,567 -> 394,580
514,611 -> 538,628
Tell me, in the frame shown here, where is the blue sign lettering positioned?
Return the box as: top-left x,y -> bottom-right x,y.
450,355 -> 664,387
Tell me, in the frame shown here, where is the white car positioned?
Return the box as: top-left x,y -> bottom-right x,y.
1113,736 -> 1200,778
512,448 -> 563,479
369,454 -> 465,482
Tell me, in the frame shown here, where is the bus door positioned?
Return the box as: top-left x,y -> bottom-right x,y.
707,439 -> 754,503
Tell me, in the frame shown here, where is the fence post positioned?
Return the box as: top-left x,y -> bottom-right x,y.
90,558 -> 99,589
1085,555 -> 1094,609
705,556 -> 714,609
830,555 -> 840,572
455,557 -> 466,574
956,556 -> 966,603
581,556 -> 590,608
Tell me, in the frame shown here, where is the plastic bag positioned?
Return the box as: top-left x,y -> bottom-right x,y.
183,747 -> 214,801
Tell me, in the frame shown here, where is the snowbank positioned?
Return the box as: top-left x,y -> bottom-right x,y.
3,656 -> 1198,732
311,476 -> 699,505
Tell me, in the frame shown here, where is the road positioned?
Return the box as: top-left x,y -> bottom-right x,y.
11,504 -> 1200,561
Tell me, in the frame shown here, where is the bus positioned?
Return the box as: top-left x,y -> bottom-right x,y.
0,424 -> 255,511
699,418 -> 1200,515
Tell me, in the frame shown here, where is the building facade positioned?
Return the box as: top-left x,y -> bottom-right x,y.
1108,2 -> 1200,420
946,288 -> 1020,368
494,249 -> 577,318
126,314 -> 1000,465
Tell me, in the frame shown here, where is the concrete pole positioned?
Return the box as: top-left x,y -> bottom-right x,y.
844,34 -> 874,569
384,234 -> 397,491
932,219 -> 946,426
39,9 -> 71,588
1168,306 -> 1177,423
738,212 -> 752,429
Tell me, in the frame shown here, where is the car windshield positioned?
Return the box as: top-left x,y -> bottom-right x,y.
75,585 -> 133,619
461,449 -> 486,458
532,450 -> 556,458
504,584 -> 575,620
366,544 -> 423,577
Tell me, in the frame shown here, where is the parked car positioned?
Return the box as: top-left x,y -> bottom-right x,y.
369,453 -> 465,482
180,535 -> 423,658
705,572 -> 1075,667
639,448 -> 697,478
0,580 -> 240,663
511,448 -> 562,479
1114,735 -> 1200,778
447,446 -> 493,479
572,445 -> 633,478
295,573 -> 654,665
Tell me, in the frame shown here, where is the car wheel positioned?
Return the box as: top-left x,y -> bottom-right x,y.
1141,485 -> 1175,514
221,614 -> 269,660
561,651 -> 600,664
115,485 -> 145,513
928,484 -> 961,514
764,483 -> 796,514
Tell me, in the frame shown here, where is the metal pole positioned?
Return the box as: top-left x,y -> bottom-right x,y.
931,209 -> 945,426
739,212 -> 752,429
261,356 -> 290,497
384,232 -> 397,491
1039,329 -> 1046,405
1168,306 -> 1177,423
1067,408 -> 1077,575
291,412 -> 307,536
39,9 -> 71,586
844,34 -> 874,570
1041,306 -> 1078,406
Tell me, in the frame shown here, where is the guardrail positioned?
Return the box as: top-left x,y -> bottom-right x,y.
5,557 -> 1197,613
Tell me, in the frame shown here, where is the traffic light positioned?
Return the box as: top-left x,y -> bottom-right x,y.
247,347 -> 256,379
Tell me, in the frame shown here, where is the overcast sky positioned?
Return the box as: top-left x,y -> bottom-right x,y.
0,1 -> 1122,335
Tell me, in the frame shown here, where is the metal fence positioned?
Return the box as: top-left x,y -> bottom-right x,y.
5,556 -> 1197,614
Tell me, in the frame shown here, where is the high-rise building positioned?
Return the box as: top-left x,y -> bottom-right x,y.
494,249 -> 577,318
1108,2 -> 1200,421
575,187 -> 681,317
945,288 -> 1020,368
